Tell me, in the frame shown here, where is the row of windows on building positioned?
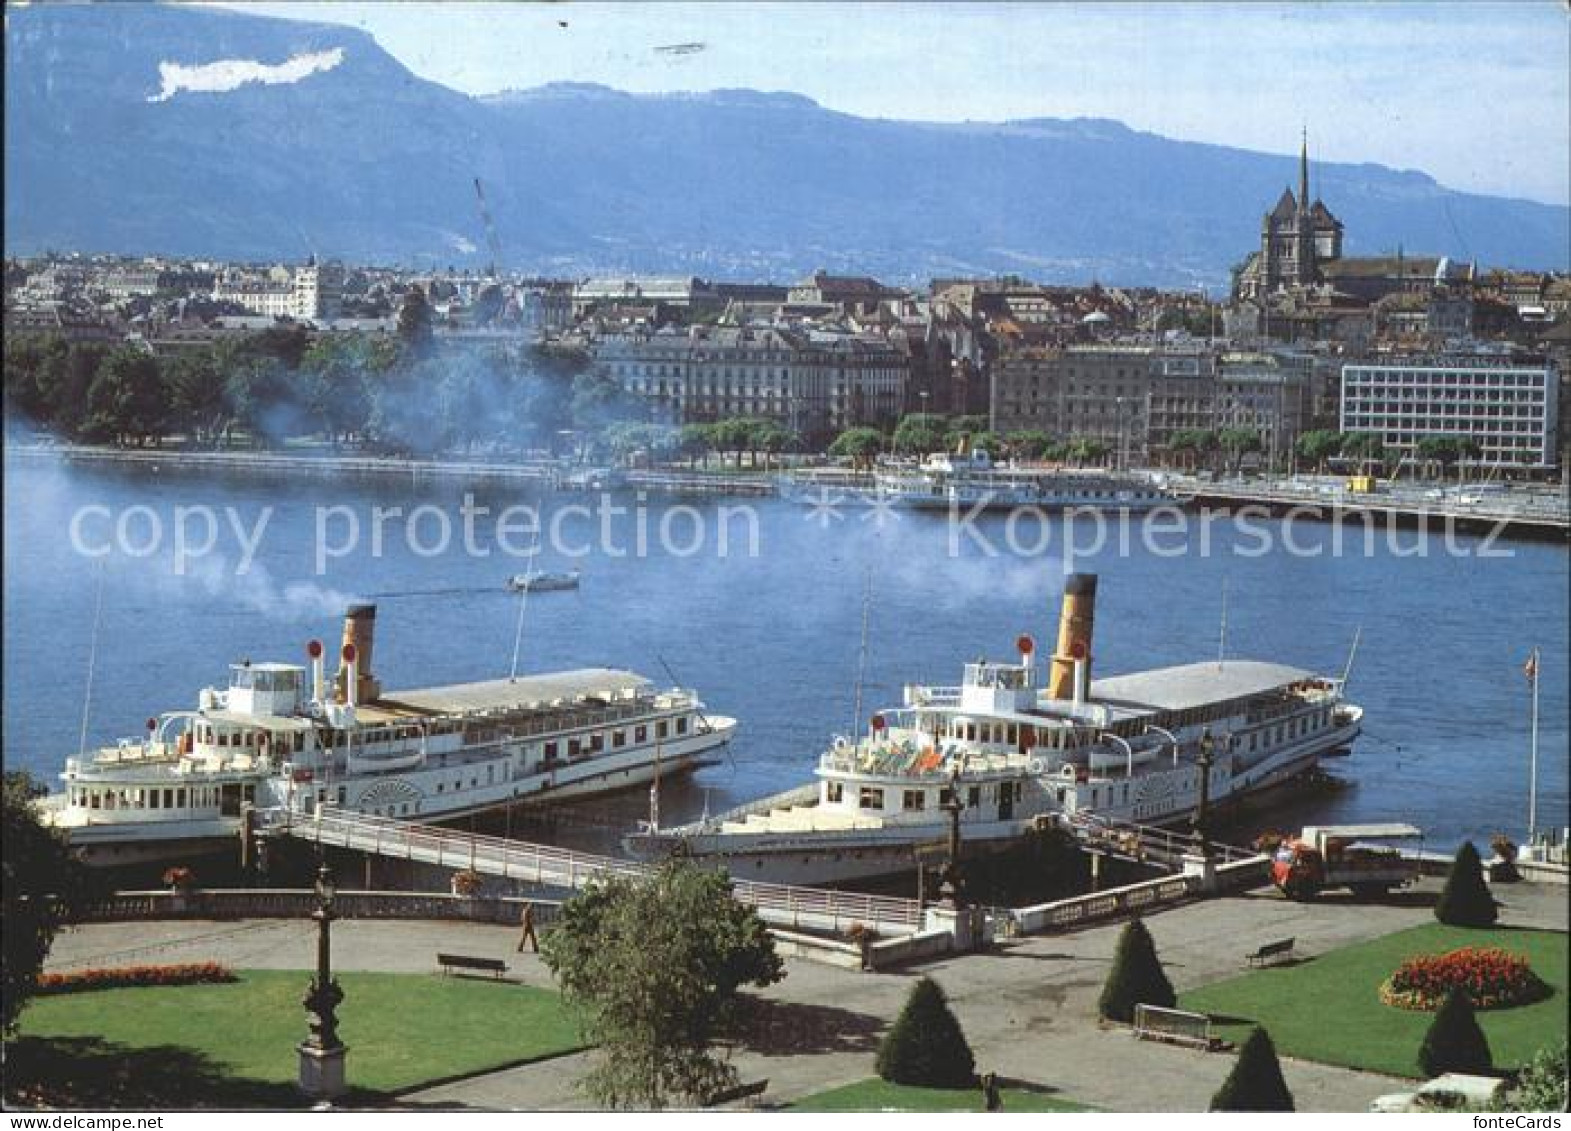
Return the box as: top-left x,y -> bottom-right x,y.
1344,370 -> 1547,387
1343,417 -> 1545,437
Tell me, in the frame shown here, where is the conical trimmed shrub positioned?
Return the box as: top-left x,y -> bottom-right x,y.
875,976 -> 976,1088
1419,990 -> 1493,1078
1211,1027 -> 1295,1111
1435,841 -> 1498,927
1098,917 -> 1176,1023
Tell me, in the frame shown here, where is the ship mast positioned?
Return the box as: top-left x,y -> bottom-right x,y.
850,565 -> 874,737
77,562 -> 107,759
508,534 -> 540,681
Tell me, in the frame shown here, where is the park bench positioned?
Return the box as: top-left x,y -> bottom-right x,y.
436,952 -> 509,979
1132,1004 -> 1220,1051
1245,937 -> 1296,968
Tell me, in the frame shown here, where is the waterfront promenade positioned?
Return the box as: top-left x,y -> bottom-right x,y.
45,878 -> 1568,1111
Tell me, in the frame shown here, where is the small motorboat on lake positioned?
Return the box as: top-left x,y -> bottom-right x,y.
507,570 -> 581,593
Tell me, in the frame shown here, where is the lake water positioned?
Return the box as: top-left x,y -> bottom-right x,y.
4,456 -> 1566,856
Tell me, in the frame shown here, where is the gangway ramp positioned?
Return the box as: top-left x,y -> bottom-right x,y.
263,808 -> 923,937
1065,811 -> 1257,870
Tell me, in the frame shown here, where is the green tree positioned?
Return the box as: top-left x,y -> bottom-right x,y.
1434,841 -> 1498,927
710,417 -> 755,467
1005,430 -> 1055,461
540,859 -> 783,1110
875,976 -> 977,1089
245,321 -> 312,370
1211,1027 -> 1295,1111
1414,435 -> 1483,479
679,422 -> 717,469
3,772 -> 84,1033
1294,429 -> 1343,472
943,414 -> 991,452
1419,990 -> 1493,1078
1167,428 -> 1217,470
1217,427 -> 1263,474
2,333 -> 69,424
893,413 -> 948,456
1339,431 -> 1387,472
164,348 -> 229,447
301,333 -> 396,445
1097,917 -> 1175,1022
221,354 -> 306,450
1065,437 -> 1112,466
745,419 -> 795,470
40,342 -> 109,438
966,431 -> 1004,457
829,426 -> 884,469
1491,1039 -> 1566,1112
82,346 -> 167,446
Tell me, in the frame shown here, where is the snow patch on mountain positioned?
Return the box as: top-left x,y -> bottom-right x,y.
148,48 -> 344,102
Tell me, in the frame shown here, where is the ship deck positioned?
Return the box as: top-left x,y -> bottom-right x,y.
721,804 -> 884,835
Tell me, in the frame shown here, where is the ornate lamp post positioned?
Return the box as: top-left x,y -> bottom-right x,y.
1191,730 -> 1216,859
298,860 -> 348,1102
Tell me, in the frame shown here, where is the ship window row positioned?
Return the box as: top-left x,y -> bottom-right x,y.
1243,709 -> 1329,751
75,784 -> 238,810
540,717 -> 685,763
198,724 -> 306,753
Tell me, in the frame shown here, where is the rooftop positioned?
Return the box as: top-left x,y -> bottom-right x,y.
365,669 -> 652,721
1089,660 -> 1322,713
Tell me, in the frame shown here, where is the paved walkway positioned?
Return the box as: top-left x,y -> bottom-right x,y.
46,878 -> 1568,1112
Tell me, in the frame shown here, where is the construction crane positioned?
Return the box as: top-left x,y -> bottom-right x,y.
472,177 -> 503,280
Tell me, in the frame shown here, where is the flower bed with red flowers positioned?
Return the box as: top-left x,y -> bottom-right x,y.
1379,946 -> 1551,1011
36,962 -> 237,996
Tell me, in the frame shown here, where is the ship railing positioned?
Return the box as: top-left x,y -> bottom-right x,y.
905,687 -> 962,707
1067,810 -> 1257,865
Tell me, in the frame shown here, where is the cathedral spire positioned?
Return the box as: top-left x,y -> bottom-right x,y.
1299,128 -> 1309,213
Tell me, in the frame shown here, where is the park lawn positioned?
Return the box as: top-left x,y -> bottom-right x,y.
17,970 -> 584,1098
1181,923 -> 1568,1079
789,1078 -> 1093,1112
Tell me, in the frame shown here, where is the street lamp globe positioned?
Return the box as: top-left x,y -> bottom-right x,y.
315,861 -> 337,909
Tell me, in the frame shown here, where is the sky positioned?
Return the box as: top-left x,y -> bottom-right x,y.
214,1 -> 1569,206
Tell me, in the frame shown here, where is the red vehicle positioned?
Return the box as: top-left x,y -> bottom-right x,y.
1272,823 -> 1423,900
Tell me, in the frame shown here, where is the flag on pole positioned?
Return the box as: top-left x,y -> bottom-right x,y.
1523,649 -> 1538,684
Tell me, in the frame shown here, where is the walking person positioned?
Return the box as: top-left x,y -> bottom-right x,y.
516,901 -> 539,954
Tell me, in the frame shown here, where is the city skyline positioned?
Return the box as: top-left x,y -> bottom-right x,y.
210,0 -> 1571,207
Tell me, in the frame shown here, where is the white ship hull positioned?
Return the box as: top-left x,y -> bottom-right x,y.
780,479 -> 1174,513
634,683 -> 1361,887
55,728 -> 728,873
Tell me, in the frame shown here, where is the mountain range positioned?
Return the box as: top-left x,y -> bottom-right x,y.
6,2 -> 1567,288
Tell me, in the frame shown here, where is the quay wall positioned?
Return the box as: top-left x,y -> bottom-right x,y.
1187,486 -> 1568,542
74,888 -> 563,928
9,444 -> 772,496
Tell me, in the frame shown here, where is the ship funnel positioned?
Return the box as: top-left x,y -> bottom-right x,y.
335,604 -> 381,705
306,639 -> 324,703
1048,573 -> 1097,700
